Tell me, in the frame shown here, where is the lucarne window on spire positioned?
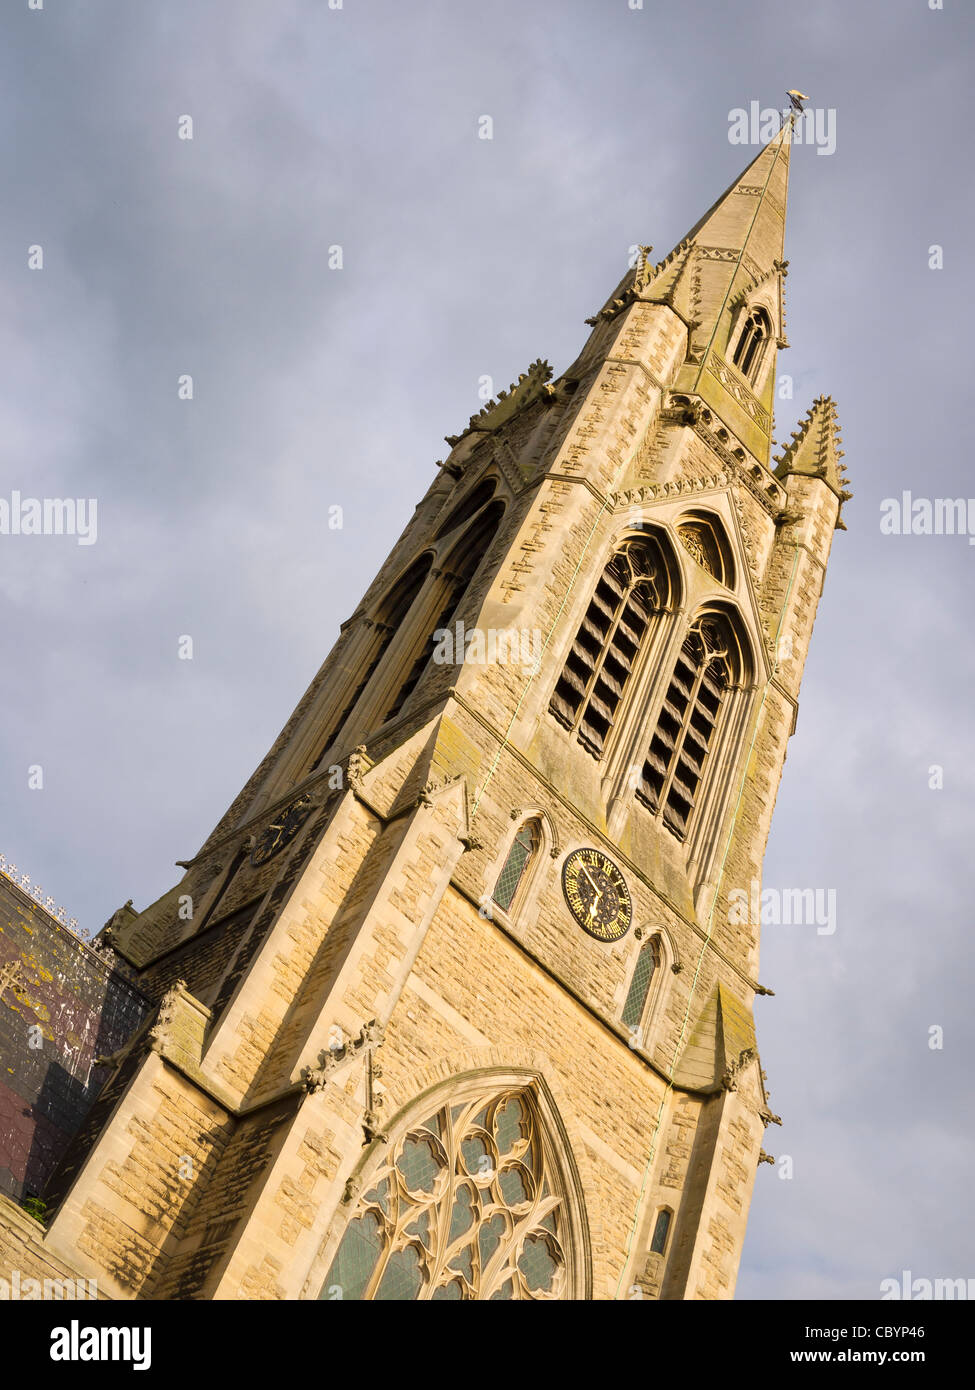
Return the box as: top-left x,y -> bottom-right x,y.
732,307 -> 772,384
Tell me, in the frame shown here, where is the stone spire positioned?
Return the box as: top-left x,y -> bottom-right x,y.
588,122 -> 794,466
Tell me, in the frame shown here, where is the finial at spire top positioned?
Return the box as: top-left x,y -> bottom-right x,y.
786,89 -> 809,113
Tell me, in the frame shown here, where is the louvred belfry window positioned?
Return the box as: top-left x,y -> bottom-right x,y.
635,616 -> 734,839
549,538 -> 664,759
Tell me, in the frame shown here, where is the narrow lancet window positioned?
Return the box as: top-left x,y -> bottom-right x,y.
492,820 -> 541,913
621,939 -> 659,1030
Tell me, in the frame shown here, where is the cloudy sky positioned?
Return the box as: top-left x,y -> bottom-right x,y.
1,0 -> 972,1300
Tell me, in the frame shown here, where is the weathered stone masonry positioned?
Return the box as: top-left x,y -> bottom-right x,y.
0,124 -> 847,1300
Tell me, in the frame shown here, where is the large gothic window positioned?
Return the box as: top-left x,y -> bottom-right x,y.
550,536 -> 671,759
383,500 -> 505,723
634,614 -> 739,840
732,307 -> 772,384
320,1085 -> 577,1300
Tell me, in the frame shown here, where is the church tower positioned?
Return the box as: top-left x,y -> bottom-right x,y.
22,122 -> 849,1300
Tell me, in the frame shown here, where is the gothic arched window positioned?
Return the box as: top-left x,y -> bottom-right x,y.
634,614 -> 740,840
732,307 -> 772,383
650,1207 -> 672,1256
621,937 -> 659,1032
307,553 -> 433,772
384,500 -> 505,723
492,819 -> 541,914
320,1084 -> 581,1300
550,536 -> 671,759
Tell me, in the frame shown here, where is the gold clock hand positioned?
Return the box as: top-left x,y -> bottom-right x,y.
580,863 -> 603,895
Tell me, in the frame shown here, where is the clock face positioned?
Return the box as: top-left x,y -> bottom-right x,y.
561,848 -> 632,943
250,797 -> 312,867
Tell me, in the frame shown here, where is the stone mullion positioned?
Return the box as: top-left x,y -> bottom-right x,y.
424,1112 -> 462,1295
481,1192 -> 562,1299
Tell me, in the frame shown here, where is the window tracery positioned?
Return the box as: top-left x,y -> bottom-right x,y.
321,1087 -> 573,1300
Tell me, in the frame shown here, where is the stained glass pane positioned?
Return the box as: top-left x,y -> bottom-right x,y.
432,1279 -> 464,1300
650,1208 -> 671,1255
449,1185 -> 475,1242
478,1212 -> 506,1267
405,1209 -> 432,1250
396,1135 -> 443,1193
375,1245 -> 424,1301
492,827 -> 536,912
320,1210 -> 383,1301
461,1132 -> 490,1176
495,1096 -> 526,1154
449,1245 -> 474,1283
621,942 -> 657,1029
498,1164 -> 532,1208
364,1179 -> 390,1216
519,1234 -> 560,1293
490,1280 -> 515,1300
